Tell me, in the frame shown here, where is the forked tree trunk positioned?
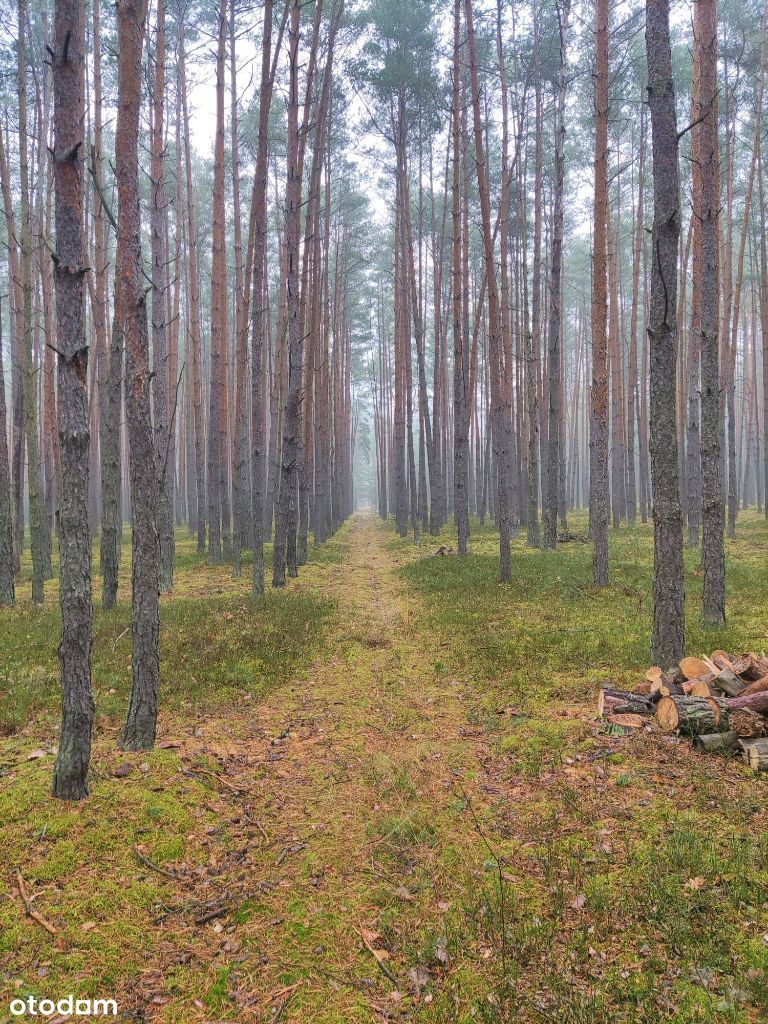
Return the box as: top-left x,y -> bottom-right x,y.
646,0 -> 685,666
116,0 -> 161,751
51,0 -> 94,799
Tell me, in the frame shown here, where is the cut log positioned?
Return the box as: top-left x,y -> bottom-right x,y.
738,674 -> 768,698
656,696 -> 730,735
747,654 -> 768,679
727,691 -> 768,715
598,688 -> 653,717
738,738 -> 768,771
737,654 -> 768,681
693,731 -> 739,752
711,650 -> 735,672
645,666 -> 664,684
633,680 -> 654,696
729,655 -> 753,678
689,679 -> 713,697
606,713 -> 646,729
664,666 -> 686,686
710,667 -> 746,697
705,696 -> 730,730
679,656 -> 711,681
651,678 -> 684,697
729,709 -> 767,738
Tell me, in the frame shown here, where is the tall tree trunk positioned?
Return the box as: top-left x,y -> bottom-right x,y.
626,107 -> 645,529
465,0 -> 511,581
452,0 -> 469,555
724,8 -> 766,535
92,0 -> 120,608
230,4 -> 248,578
687,57 -> 703,548
695,0 -> 726,625
51,0 -> 94,799
590,0 -> 610,585
207,0 -> 228,566
273,0 -> 302,586
178,25 -> 205,553
531,1 -> 545,530
18,0 -> 45,603
252,0 -> 285,594
116,0 -> 161,751
646,0 -> 685,666
0,304 -> 14,605
543,0 -> 568,549
151,0 -> 174,590
758,138 -> 768,518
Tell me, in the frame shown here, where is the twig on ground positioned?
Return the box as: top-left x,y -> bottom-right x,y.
133,847 -> 182,880
194,904 -> 230,925
15,871 -> 58,936
357,925 -> 398,985
182,767 -> 248,794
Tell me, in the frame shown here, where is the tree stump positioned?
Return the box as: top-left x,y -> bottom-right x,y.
656,695 -> 729,735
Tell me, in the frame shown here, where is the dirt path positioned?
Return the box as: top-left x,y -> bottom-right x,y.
164,513 -> 504,1022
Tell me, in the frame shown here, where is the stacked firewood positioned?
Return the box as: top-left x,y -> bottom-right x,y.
597,650 -> 768,770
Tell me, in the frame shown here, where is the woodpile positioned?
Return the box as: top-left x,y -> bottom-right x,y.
597,650 -> 768,771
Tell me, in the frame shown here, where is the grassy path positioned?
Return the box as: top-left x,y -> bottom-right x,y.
168,512 -> 502,1022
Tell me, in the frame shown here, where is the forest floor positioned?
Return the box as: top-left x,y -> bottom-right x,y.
2,512 -> 768,1023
